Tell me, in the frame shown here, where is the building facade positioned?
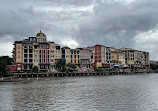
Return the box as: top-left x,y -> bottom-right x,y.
79,48 -> 91,68
12,32 -> 150,71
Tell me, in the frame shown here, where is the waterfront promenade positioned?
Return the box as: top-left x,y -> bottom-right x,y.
0,69 -> 154,82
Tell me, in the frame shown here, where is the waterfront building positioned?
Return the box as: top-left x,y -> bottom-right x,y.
79,48 -> 91,68
49,42 -> 56,69
70,49 -> 80,68
12,31 -> 62,71
61,46 -> 71,64
119,52 -> 125,66
120,48 -> 149,68
142,51 -> 150,67
54,44 -> 61,64
105,47 -> 112,67
120,48 -> 135,67
87,46 -> 95,68
94,45 -> 106,68
13,41 -> 23,71
12,32 -> 150,71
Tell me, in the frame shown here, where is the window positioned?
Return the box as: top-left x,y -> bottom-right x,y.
51,50 -> 54,53
34,45 -> 38,49
18,53 -> 20,57
41,45 -> 46,48
18,58 -> 20,62
24,49 -> 27,53
24,45 -> 27,48
51,55 -> 54,57
29,54 -> 33,58
34,50 -> 38,53
24,65 -> 27,69
51,59 -> 53,62
29,45 -> 32,48
29,49 -> 33,53
29,65 -> 32,69
24,59 -> 27,63
18,48 -> 20,52
29,59 -> 32,63
24,54 -> 27,58
34,59 -> 38,62
55,46 -> 60,50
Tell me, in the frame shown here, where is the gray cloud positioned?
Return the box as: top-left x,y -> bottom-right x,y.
0,0 -> 158,60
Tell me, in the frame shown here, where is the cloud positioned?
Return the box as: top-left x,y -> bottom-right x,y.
0,0 -> 158,60
74,0 -> 158,48
134,25 -> 158,60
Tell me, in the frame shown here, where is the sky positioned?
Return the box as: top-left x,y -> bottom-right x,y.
0,0 -> 158,60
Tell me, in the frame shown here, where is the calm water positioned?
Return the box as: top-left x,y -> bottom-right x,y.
1,74 -> 158,111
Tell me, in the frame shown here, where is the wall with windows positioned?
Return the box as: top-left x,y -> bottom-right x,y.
70,49 -> 80,67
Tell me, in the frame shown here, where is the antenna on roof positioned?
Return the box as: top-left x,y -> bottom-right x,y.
40,25 -> 42,32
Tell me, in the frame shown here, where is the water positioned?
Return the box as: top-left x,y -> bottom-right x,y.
1,74 -> 158,111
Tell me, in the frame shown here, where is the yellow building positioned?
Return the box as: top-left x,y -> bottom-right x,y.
61,46 -> 71,64
70,49 -> 80,68
49,42 -> 56,69
55,44 -> 61,64
14,42 -> 23,71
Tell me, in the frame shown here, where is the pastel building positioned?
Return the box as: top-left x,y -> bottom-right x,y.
49,42 -> 56,69
12,32 -> 150,71
94,45 -> 106,68
87,46 -> 95,67
55,44 -> 61,64
70,49 -> 80,68
105,47 -> 112,65
61,47 -> 71,64
79,48 -> 91,68
12,31 -> 62,71
120,48 -> 149,68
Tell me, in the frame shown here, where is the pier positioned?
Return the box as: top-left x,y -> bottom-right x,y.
15,71 -> 129,78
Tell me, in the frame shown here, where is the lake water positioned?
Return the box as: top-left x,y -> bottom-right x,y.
1,73 -> 158,111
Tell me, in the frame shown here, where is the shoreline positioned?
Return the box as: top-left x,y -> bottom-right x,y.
0,71 -> 156,82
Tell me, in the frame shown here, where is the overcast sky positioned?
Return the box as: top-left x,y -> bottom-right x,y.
0,0 -> 158,60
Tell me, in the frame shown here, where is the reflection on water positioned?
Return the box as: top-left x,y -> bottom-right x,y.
1,74 -> 158,111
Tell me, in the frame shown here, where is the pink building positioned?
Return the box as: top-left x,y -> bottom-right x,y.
78,48 -> 91,68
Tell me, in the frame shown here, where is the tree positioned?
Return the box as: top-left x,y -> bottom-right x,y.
0,56 -> 13,77
150,64 -> 158,70
32,66 -> 39,73
66,63 -> 76,70
56,59 -> 66,70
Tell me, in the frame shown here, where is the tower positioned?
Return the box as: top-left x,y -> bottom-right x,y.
36,31 -> 47,42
